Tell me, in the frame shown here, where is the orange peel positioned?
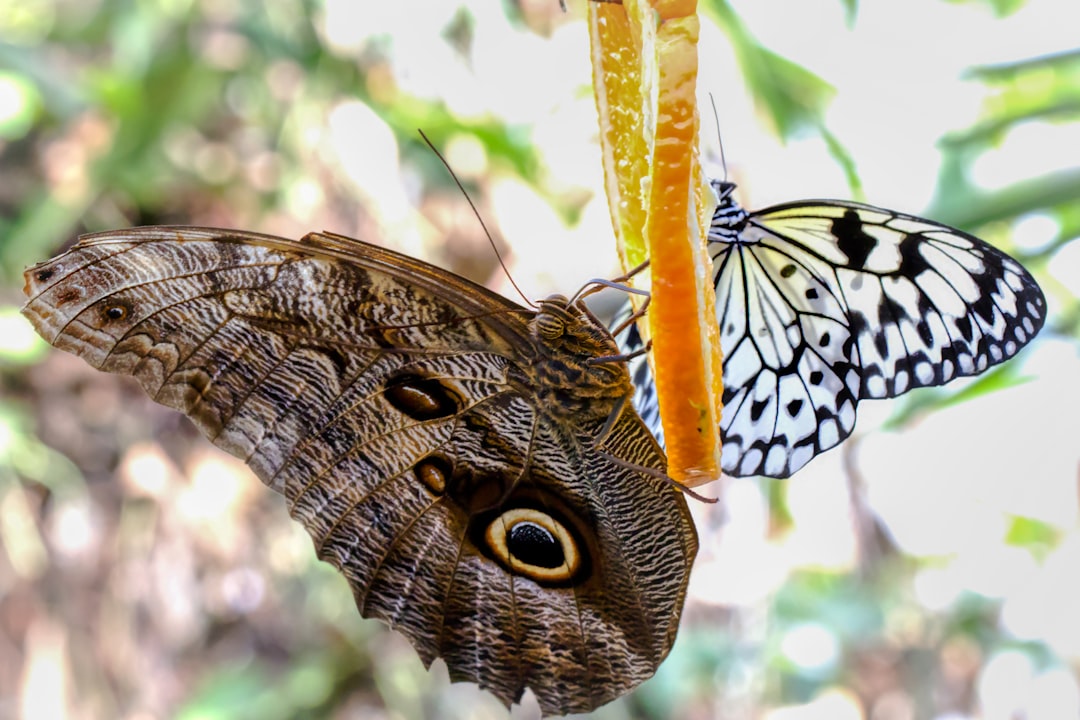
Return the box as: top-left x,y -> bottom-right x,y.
589,0 -> 723,487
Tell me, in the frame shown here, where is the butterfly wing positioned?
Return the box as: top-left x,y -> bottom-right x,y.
621,199 -> 1046,478
23,226 -> 696,714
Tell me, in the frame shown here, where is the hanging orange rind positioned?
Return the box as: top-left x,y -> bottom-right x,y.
589,0 -> 723,486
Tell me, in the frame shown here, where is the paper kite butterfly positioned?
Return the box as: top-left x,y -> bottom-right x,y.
618,178 -> 1047,478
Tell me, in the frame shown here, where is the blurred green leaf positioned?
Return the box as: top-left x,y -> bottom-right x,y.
943,0 -> 1028,18
929,51 -> 1080,240
1005,515 -> 1060,555
944,50 -> 1080,149
765,476 -> 794,532
701,0 -> 835,138
840,0 -> 859,26
820,125 -> 865,199
929,164 -> 1080,233
773,571 -> 886,638
177,664 -> 271,720
883,362 -> 1034,431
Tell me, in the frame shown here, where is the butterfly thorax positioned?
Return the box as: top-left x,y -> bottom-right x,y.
527,294 -> 632,422
709,179 -> 749,242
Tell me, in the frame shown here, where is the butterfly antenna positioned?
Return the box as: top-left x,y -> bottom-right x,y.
708,93 -> 728,183
417,129 -> 535,309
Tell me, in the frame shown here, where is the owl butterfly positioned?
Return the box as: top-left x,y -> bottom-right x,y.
22,227 -> 698,715
619,179 -> 1047,478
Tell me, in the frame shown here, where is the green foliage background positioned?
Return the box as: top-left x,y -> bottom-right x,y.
1,1 -> 1078,718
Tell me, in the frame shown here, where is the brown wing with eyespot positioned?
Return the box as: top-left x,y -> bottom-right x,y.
22,226 -> 697,715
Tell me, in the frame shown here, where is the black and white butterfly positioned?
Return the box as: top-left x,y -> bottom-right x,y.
617,179 -> 1047,478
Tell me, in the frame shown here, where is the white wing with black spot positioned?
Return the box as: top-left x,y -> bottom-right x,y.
619,180 -> 1047,478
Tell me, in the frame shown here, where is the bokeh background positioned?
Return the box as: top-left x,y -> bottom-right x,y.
2,0 -> 1080,718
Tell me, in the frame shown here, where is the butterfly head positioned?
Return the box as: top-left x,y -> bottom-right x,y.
534,294 -> 575,340
533,294 -> 615,357
710,178 -> 738,208
708,178 -> 749,239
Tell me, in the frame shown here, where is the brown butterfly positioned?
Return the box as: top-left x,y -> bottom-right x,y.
22,226 -> 698,715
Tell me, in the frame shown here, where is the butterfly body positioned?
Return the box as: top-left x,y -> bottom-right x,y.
528,294 -> 639,418
23,227 -> 698,715
623,180 -> 1046,478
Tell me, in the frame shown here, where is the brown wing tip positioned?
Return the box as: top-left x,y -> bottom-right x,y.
23,261 -> 57,297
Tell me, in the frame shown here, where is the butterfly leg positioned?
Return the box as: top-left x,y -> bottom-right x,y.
587,339 -> 651,365
606,303 -> 647,340
571,277 -> 649,306
609,259 -> 650,284
573,261 -> 652,338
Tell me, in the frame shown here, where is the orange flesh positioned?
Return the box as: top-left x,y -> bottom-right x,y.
589,0 -> 723,486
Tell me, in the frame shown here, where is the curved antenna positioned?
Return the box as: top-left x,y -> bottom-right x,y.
417,129 -> 536,309
708,93 -> 728,183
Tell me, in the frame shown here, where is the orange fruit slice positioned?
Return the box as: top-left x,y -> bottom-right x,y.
589,0 -> 723,487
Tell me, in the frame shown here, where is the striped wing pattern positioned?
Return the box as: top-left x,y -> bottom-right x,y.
621,181 -> 1047,478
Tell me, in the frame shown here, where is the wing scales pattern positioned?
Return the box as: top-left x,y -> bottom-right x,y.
620,183 -> 1046,478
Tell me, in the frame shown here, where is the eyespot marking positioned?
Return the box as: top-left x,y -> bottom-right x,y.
384,374 -> 461,421
415,456 -> 450,495
483,507 -> 582,584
